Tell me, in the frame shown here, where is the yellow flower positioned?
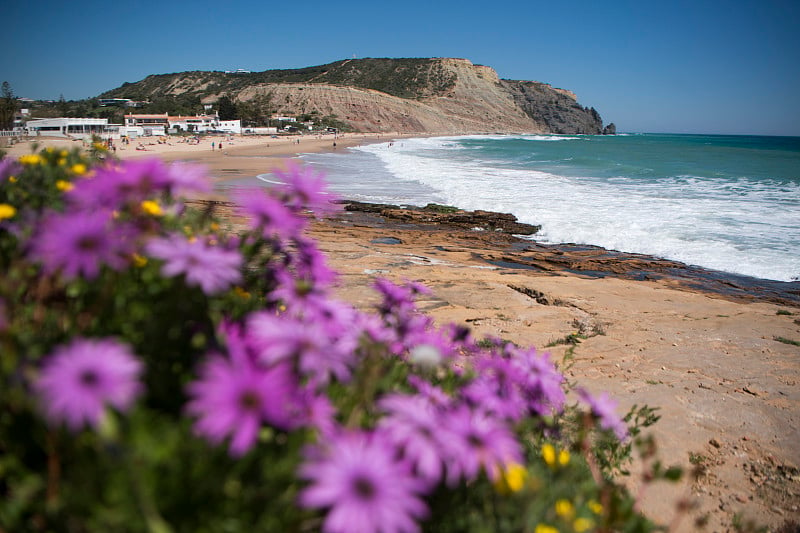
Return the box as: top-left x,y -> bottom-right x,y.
535,524 -> 559,533
56,180 -> 74,192
234,286 -> 251,300
140,200 -> 162,216
210,222 -> 220,232
558,449 -> 570,467
19,154 -> 42,165
8,176 -> 17,183
588,500 -> 603,515
57,157 -> 67,166
93,142 -> 107,151
542,444 -> 556,467
555,499 -> 574,519
494,462 -> 528,494
132,253 -> 148,268
70,163 -> 87,176
573,517 -> 594,532
0,204 -> 17,220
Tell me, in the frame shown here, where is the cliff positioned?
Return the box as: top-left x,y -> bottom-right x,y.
101,58 -> 612,135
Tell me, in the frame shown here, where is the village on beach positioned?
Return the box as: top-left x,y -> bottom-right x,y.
1,96 -> 341,153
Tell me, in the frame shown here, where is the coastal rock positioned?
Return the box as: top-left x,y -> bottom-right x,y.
341,201 -> 541,235
603,123 -> 617,135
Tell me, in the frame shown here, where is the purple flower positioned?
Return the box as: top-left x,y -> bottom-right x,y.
509,346 -> 566,416
232,187 -> 304,239
146,233 -> 242,294
379,393 -> 451,487
299,430 -> 428,533
186,350 -> 303,456
163,161 -> 211,197
35,338 -> 143,431
0,156 -> 21,181
29,209 -> 135,280
579,389 -> 629,440
440,405 -> 523,485
275,162 -> 338,216
67,159 -> 171,208
462,354 -> 529,421
246,311 -> 355,384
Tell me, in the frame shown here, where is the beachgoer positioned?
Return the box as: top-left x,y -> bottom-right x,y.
212,142 -> 215,150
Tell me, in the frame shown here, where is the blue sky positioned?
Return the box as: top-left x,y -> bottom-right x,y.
4,0 -> 799,135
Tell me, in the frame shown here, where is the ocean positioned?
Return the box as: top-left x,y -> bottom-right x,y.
265,133 -> 799,283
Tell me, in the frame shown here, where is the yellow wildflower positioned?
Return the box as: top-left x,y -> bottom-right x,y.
555,499 -> 574,519
494,462 -> 528,494
558,449 -> 570,466
210,222 -> 220,231
56,180 -> 74,192
8,176 -> 17,183
19,154 -> 42,165
93,142 -> 107,151
70,163 -> 87,175
542,444 -> 556,467
588,500 -> 603,515
535,524 -> 559,533
234,286 -> 251,300
140,200 -> 163,216
573,518 -> 594,532
0,204 -> 17,220
58,157 -> 67,166
132,253 -> 148,268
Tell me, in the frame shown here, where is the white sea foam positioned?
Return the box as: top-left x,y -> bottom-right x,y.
303,136 -> 800,282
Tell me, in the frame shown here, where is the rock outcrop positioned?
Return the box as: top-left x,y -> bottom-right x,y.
101,58 -> 614,135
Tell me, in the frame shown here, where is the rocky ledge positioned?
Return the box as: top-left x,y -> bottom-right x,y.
340,201 -> 541,235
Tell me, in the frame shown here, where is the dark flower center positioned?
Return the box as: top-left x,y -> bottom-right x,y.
79,370 -> 99,387
467,432 -> 484,448
77,235 -> 100,251
352,475 -> 376,500
238,391 -> 260,411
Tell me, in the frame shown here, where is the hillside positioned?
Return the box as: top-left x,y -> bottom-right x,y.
100,58 -> 614,134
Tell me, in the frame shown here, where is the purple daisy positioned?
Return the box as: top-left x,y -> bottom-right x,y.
67,159 -> 171,208
578,389 -> 629,440
35,338 -> 143,431
274,162 -> 338,216
298,429 -> 428,533
29,209 -> 135,280
378,393 -> 451,487
145,233 -> 242,295
509,346 -> 567,416
186,351 -> 302,456
440,405 -> 523,485
0,156 -> 21,181
163,161 -> 211,197
231,187 -> 304,239
246,311 -> 354,384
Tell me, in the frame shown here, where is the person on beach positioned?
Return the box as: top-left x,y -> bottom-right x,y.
211,141 -> 215,150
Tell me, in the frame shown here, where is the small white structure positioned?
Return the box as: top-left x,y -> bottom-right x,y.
25,117 -> 109,138
217,119 -> 242,134
168,115 -> 215,133
242,127 -> 278,135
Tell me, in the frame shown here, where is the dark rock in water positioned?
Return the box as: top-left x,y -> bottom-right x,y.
342,201 -> 540,235
603,123 -> 617,135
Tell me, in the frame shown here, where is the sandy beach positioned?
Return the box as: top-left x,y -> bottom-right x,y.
5,134 -> 799,531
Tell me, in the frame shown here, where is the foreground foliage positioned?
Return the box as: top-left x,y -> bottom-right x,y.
0,146 -> 679,532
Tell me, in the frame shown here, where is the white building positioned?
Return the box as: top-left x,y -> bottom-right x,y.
124,114 -> 168,136
25,117 -> 109,138
217,119 -> 242,134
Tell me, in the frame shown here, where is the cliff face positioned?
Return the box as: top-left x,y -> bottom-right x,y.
102,58 -> 612,135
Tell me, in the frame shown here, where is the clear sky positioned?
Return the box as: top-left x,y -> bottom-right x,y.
4,0 -> 799,136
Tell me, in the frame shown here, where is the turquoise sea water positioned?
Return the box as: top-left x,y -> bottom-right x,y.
292,133 -> 800,282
